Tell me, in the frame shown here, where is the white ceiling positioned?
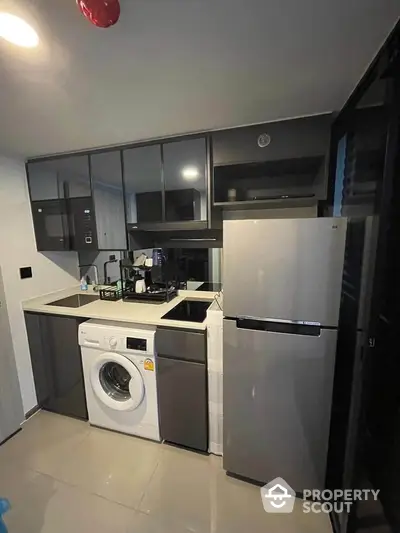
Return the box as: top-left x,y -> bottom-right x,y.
0,0 -> 398,158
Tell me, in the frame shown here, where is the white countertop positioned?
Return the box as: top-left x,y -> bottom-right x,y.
22,285 -> 220,331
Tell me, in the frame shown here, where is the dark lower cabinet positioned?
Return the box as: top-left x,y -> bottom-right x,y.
25,313 -> 88,420
156,328 -> 208,452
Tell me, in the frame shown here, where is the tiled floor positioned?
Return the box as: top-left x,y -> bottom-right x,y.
0,411 -> 332,532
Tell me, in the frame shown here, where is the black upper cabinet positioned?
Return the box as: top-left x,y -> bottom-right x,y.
90,151 -> 127,250
28,156 -> 91,200
27,114 -> 332,251
28,159 -> 63,201
62,155 -> 91,198
27,156 -> 97,251
212,115 -> 332,205
123,144 -> 163,226
163,138 -> 207,223
212,115 -> 331,165
123,137 -> 209,230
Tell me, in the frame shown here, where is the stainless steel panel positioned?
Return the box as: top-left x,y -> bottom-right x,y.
223,217 -> 347,326
156,328 -> 206,363
0,266 -> 24,443
223,318 -> 337,490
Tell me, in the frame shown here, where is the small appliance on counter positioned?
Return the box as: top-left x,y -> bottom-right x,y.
120,251 -> 178,303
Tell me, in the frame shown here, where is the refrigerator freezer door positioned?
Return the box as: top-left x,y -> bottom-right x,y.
223,318 -> 337,490
223,217 -> 347,327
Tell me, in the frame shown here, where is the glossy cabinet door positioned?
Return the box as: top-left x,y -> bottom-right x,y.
212,115 -> 331,205
157,356 -> 208,451
156,327 -> 208,452
25,312 -> 88,420
163,137 -> 207,222
59,155 -> 91,198
122,145 -> 163,225
27,156 -> 93,251
28,156 -> 91,200
27,160 -> 63,201
27,159 -> 70,250
90,150 -> 127,250
212,115 -> 331,166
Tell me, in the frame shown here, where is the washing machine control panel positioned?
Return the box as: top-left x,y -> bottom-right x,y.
127,337 -> 147,351
109,337 -> 118,349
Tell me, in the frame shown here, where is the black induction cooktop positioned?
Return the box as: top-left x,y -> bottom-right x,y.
195,282 -> 222,292
161,299 -> 212,323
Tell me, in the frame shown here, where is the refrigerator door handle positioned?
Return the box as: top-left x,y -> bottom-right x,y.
235,316 -> 322,337
235,315 -> 321,326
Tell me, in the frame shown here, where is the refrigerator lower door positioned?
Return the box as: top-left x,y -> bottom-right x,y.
223,217 -> 347,327
223,318 -> 337,491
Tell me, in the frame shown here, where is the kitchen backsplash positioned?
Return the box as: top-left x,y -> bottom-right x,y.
78,247 -> 222,287
78,250 -> 123,285
134,247 -> 222,286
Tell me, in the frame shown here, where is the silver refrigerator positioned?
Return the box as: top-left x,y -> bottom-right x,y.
223,217 -> 347,491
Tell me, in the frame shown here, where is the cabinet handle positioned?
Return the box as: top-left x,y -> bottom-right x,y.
169,238 -> 217,242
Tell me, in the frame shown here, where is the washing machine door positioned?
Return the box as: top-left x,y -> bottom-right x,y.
90,352 -> 145,412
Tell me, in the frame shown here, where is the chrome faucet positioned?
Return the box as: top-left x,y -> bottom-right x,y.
103,259 -> 118,286
79,264 -> 100,290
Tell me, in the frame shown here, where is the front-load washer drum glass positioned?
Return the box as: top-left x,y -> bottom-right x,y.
90,352 -> 145,412
99,362 -> 131,401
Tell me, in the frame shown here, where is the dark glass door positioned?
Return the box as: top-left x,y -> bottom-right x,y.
28,156 -> 94,251
327,26 -> 400,533
122,145 -> 163,226
163,137 -> 207,222
27,160 -> 62,201
90,150 -> 127,250
347,82 -> 400,533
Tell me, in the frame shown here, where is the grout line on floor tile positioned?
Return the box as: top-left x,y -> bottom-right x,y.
27,468 -> 81,491
135,457 -> 161,511
75,483 -> 138,512
30,471 -> 138,513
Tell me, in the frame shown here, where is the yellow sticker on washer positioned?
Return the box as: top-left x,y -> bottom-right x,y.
144,358 -> 154,371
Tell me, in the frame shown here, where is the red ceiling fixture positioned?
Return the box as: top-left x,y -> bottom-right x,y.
77,0 -> 120,28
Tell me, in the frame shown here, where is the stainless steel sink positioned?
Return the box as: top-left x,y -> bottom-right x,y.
47,294 -> 99,308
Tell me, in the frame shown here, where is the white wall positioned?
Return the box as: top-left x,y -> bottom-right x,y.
0,156 -> 79,414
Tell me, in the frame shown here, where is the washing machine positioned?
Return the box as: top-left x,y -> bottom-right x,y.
79,319 -> 160,441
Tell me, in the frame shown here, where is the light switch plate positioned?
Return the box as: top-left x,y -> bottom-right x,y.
20,267 -> 32,279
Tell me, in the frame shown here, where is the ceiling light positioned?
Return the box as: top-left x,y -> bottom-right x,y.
0,13 -> 39,48
182,166 -> 200,180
